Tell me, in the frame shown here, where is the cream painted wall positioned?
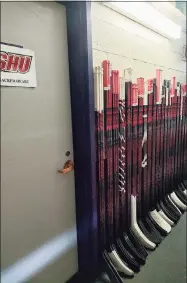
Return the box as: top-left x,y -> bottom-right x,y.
91,2 -> 186,83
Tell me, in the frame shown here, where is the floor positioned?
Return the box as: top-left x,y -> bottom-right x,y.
96,213 -> 186,283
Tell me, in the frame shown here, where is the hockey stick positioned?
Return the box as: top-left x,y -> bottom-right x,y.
136,78 -> 162,245
148,70 -> 171,235
170,83 -> 187,209
112,71 -> 141,273
169,82 -> 187,210
118,75 -> 148,265
163,80 -> 183,217
128,74 -> 156,250
146,78 -> 174,228
102,61 -> 135,278
94,66 -> 125,283
158,80 -> 178,225
172,82 -> 187,203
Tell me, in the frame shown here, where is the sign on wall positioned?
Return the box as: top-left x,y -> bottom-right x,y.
0,43 -> 37,87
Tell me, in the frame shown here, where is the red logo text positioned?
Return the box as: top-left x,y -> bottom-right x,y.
0,52 -> 32,74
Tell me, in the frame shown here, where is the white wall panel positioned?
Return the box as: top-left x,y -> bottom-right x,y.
92,2 -> 186,82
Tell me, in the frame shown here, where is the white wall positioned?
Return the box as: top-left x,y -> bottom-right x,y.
91,2 -> 186,83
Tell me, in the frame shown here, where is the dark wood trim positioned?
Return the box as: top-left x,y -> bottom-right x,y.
62,1 -> 99,279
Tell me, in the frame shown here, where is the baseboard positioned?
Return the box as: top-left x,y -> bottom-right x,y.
66,271 -> 98,283
66,272 -> 79,283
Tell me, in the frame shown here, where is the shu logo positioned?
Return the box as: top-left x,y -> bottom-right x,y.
0,52 -> 32,74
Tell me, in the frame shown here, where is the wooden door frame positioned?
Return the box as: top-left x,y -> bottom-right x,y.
62,2 -> 99,282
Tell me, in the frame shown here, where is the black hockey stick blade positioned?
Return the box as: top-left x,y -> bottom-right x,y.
128,227 -> 148,258
147,212 -> 168,237
122,232 -> 146,265
177,185 -> 187,199
102,250 -> 126,283
181,182 -> 187,191
174,189 -> 187,204
157,201 -> 178,223
138,218 -> 162,245
164,195 -> 182,218
115,239 -> 141,272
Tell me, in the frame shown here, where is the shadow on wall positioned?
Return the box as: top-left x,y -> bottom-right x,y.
1,227 -> 77,283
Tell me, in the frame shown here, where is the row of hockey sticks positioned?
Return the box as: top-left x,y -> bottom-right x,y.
94,64 -> 144,281
128,73 -> 187,249
94,63 -> 146,281
121,70 -> 185,240
125,72 -> 187,264
95,64 -> 131,282
94,61 -> 187,282
95,61 -> 187,280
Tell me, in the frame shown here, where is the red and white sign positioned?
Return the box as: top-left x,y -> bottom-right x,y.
0,44 -> 37,87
